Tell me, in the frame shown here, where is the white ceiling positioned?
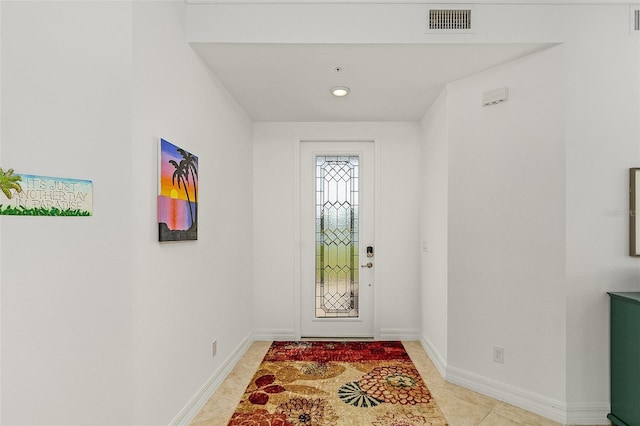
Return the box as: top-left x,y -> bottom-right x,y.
191,42 -> 552,122
186,0 -> 632,4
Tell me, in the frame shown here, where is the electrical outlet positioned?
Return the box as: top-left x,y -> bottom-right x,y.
212,339 -> 217,357
493,346 -> 504,364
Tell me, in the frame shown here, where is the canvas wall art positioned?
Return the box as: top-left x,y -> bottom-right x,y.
158,138 -> 198,241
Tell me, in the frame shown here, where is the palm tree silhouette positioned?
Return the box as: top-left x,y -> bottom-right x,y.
169,159 -> 194,228
0,167 -> 23,199
177,148 -> 198,223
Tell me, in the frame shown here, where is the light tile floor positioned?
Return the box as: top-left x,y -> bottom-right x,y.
191,341 -> 562,426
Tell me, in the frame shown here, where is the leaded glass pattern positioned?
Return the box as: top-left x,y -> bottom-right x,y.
315,156 -> 359,318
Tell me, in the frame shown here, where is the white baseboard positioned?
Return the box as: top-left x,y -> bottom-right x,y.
446,365 -> 568,424
565,403 -> 611,425
379,328 -> 422,340
419,335 -> 447,378
253,328 -> 422,341
419,334 -> 571,425
252,329 -> 296,341
169,333 -> 253,426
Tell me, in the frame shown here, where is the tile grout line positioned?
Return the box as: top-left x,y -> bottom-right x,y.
477,403 -> 500,425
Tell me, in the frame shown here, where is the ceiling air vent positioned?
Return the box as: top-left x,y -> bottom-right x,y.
427,7 -> 474,34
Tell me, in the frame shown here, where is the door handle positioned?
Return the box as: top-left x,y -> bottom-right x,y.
360,262 -> 373,268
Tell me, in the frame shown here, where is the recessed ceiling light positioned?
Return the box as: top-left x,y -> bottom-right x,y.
331,86 -> 350,97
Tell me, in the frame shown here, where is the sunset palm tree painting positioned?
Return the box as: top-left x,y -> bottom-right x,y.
158,138 -> 198,241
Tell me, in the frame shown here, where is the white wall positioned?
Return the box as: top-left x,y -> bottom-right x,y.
447,45 -> 567,411
0,2 -> 3,417
410,5 -> 637,423
417,5 -> 640,420
561,6 -> 640,418
419,87 -> 449,371
422,47 -> 568,421
1,1 -> 254,424
1,2 -> 135,424
132,2 -> 253,424
475,5 -> 638,421
252,122 -> 421,339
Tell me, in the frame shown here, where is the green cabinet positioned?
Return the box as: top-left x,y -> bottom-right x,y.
608,292 -> 640,426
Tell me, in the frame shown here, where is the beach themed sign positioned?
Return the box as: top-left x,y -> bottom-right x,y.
0,173 -> 92,216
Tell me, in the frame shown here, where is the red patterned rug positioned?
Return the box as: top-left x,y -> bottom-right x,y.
227,341 -> 448,426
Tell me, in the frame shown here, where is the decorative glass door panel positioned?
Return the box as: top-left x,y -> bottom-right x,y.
300,141 -> 374,338
315,156 -> 359,318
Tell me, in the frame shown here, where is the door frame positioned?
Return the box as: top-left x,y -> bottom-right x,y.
293,137 -> 381,340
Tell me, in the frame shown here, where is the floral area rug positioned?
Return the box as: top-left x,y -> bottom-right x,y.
227,341 -> 448,426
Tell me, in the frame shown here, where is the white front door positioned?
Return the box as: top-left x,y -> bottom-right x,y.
300,141 -> 375,337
